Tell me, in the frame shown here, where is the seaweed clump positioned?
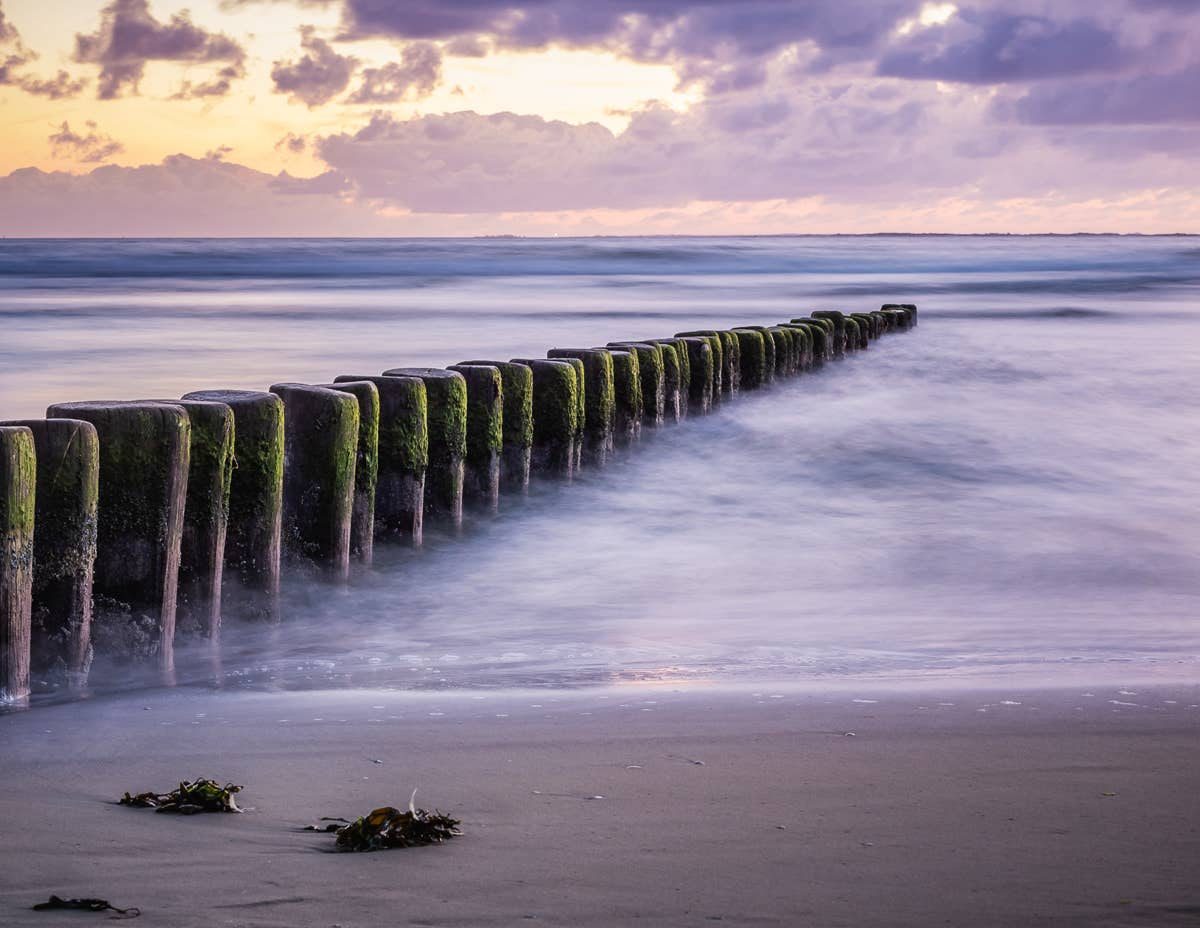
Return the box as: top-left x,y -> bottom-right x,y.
315,796 -> 461,851
119,779 -> 243,814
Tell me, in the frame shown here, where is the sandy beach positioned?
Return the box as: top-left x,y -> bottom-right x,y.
1,682 -> 1197,927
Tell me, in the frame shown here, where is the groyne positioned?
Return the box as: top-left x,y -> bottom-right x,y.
0,304 -> 917,705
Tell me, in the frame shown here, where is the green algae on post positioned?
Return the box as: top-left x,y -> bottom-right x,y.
447,364 -> 503,514
511,358 -> 577,478
656,342 -> 683,423
268,384 -> 359,583
460,360 -> 533,493
0,418 -> 97,689
44,401 -> 190,674
320,382 -> 380,567
0,426 -> 35,705
732,329 -> 767,390
735,326 -> 776,383
677,337 -> 713,413
605,349 -> 642,445
183,390 -> 283,621
334,375 -> 427,547
383,368 -> 466,530
610,343 -> 665,427
547,348 -> 614,465
141,399 -> 234,643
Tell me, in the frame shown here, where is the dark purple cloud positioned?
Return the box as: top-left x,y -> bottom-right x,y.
270,25 -> 358,107
0,1 -> 87,98
1013,66 -> 1200,124
347,42 -> 441,102
74,0 -> 246,99
48,120 -> 124,162
275,132 -> 308,153
878,10 -> 1138,84
337,0 -> 921,89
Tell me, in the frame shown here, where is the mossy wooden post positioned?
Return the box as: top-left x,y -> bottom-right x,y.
843,317 -> 861,352
460,360 -> 533,493
334,375 -> 426,547
610,343 -> 664,428
780,324 -> 811,371
869,311 -> 888,336
852,313 -> 876,343
657,342 -> 682,423
650,338 -> 687,420
882,303 -> 917,328
675,330 -> 728,401
732,329 -> 767,390
0,426 -> 35,705
0,418 -> 97,690
268,384 -> 358,583
45,401 -> 190,673
511,359 -> 577,478
446,365 -> 503,514
793,318 -> 833,361
562,356 -> 586,470
736,327 -> 776,383
547,349 -> 614,465
320,381 -> 380,567
143,399 -> 234,642
382,369 -> 466,530
605,349 -> 642,446
183,390 -> 283,621
812,311 -> 848,356
678,337 -> 713,413
768,327 -> 793,376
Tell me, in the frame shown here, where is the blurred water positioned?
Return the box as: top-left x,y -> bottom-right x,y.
1,235 -> 1197,695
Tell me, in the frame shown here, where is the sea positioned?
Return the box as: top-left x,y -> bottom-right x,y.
1,235 -> 1197,699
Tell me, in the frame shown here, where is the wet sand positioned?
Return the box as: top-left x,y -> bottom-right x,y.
1,682 -> 1198,927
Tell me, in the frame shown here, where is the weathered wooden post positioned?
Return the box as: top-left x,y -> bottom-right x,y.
46,401 -> 190,673
268,384 -> 359,582
319,381 -> 380,567
781,323 -> 813,370
610,343 -> 665,428
657,342 -> 683,423
768,327 -> 794,376
735,326 -> 776,383
547,349 -> 614,465
460,360 -> 534,493
675,330 -> 730,401
382,369 -> 466,531
649,338 -> 688,420
605,349 -> 642,445
183,390 -> 283,621
812,311 -> 849,356
793,318 -> 833,360
0,426 -> 35,705
334,375 -> 426,547
732,329 -> 767,390
678,337 -> 713,413
0,418 -> 97,690
511,359 -> 578,478
882,303 -> 917,328
446,364 -> 503,514
144,399 -> 234,642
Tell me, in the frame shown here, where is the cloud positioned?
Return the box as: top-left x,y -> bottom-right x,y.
336,0 -> 922,90
48,120 -> 124,163
347,42 -> 441,102
270,24 -> 357,107
73,0 -> 246,99
0,1 -> 87,98
1012,65 -> 1200,125
0,155 -> 394,236
275,132 -> 308,153
878,10 -> 1140,83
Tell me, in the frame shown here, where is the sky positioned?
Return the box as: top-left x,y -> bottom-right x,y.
0,0 -> 1198,235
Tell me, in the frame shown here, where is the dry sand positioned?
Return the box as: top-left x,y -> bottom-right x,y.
1,682 -> 1198,927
